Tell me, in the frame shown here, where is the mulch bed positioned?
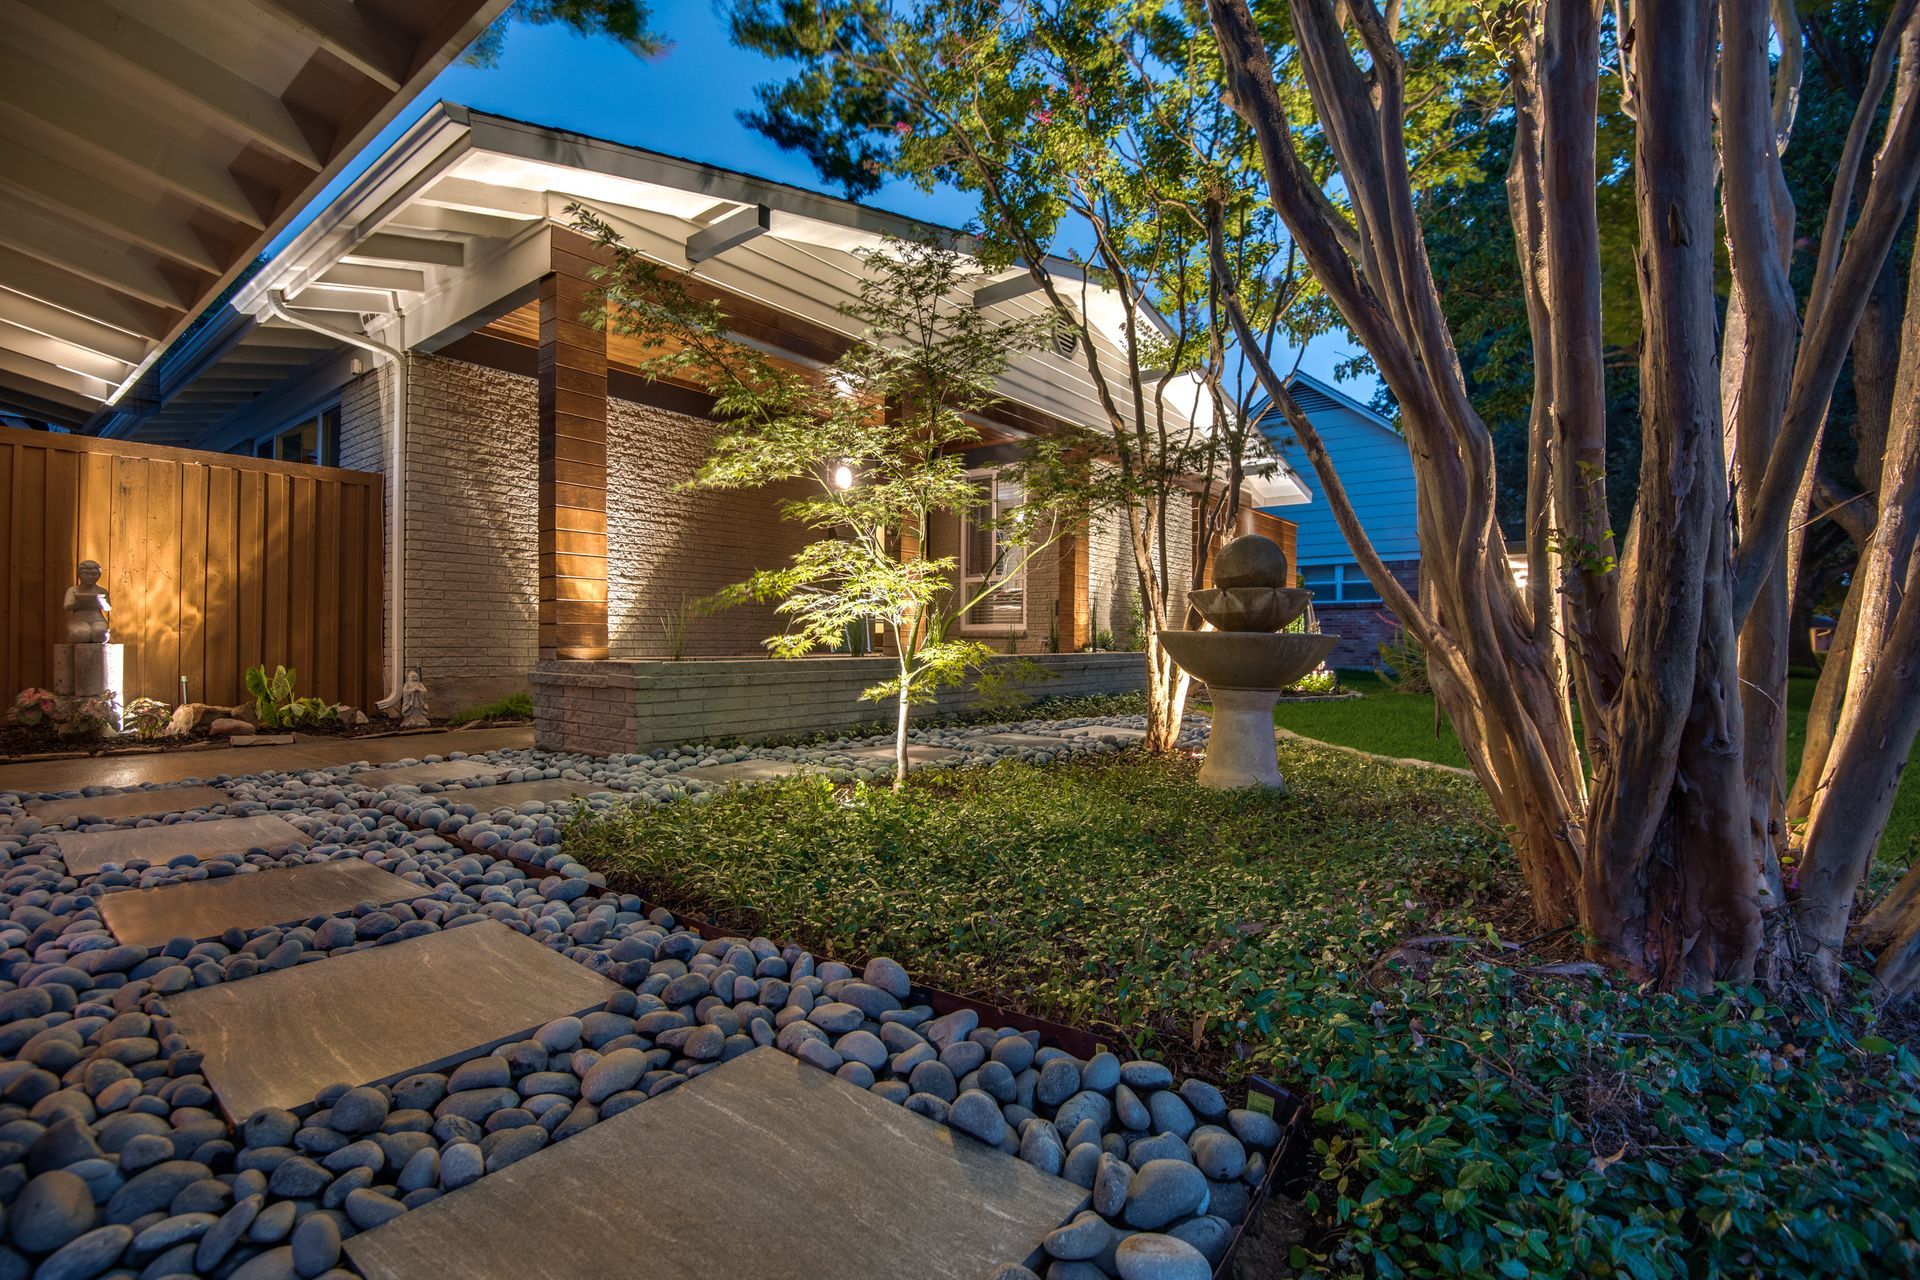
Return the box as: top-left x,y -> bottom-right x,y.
0,716 -> 531,762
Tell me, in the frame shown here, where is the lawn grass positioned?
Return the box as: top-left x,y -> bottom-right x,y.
1295,670 -> 1920,870
571,747 -> 1920,1279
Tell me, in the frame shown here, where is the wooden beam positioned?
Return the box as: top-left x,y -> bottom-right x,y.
0,195 -> 196,312
0,248 -> 178,341
236,0 -> 414,92
348,232 -> 466,268
318,263 -> 429,293
0,297 -> 149,365
0,55 -> 267,229
686,204 -> 771,264
389,204 -> 537,239
3,0 -> 325,171
973,273 -> 1048,310
0,140 -> 224,274
415,176 -> 549,218
0,348 -> 109,405
538,229 -> 610,661
0,319 -> 133,383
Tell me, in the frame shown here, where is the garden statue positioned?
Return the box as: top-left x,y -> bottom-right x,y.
398,666 -> 430,728
1157,534 -> 1338,790
64,560 -> 111,644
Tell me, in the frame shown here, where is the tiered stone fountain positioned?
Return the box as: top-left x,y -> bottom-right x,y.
1158,535 -> 1339,790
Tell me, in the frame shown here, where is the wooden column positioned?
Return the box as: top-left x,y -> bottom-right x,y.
538,230 -> 609,661
1057,520 -> 1090,651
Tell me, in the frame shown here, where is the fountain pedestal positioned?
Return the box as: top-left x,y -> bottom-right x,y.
1197,687 -> 1287,790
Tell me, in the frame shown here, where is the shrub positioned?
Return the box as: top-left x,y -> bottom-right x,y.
245,664 -> 335,729
449,692 -> 534,726
12,688 -> 55,727
58,694 -> 116,739
1376,628 -> 1431,694
1288,663 -> 1340,695
123,697 -> 172,740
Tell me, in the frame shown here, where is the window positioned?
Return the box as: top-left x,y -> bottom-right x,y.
1301,562 -> 1381,604
242,406 -> 340,467
960,469 -> 1027,631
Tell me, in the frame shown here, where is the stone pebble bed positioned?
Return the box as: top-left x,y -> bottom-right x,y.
0,716 -> 1259,1280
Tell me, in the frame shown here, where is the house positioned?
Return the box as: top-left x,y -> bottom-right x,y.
12,104 -> 1306,751
1254,372 -> 1420,668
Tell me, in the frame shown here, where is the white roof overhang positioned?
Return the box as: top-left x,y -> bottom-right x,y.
0,0 -> 512,429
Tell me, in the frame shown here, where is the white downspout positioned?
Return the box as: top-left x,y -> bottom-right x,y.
262,291 -> 408,713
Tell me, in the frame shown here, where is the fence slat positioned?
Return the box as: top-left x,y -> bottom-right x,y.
0,427 -> 382,712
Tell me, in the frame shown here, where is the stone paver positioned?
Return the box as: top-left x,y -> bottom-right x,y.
352,759 -> 506,788
841,744 -> 966,764
54,813 -> 311,876
167,919 -> 622,1122
1057,724 -> 1148,740
0,726 -> 533,794
675,758 -> 825,784
439,778 -> 616,811
100,859 -> 418,948
24,784 -> 230,825
966,733 -> 1078,749
345,1047 -> 1087,1280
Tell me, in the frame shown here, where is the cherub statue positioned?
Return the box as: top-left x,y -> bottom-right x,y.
64,560 -> 111,644
398,665 -> 430,728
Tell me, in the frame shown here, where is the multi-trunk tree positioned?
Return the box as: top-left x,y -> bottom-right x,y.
1203,0 -> 1920,997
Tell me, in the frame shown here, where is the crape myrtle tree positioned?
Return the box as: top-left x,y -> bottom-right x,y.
572,211 -> 1094,787
1202,0 -> 1920,996
728,0 -> 1340,752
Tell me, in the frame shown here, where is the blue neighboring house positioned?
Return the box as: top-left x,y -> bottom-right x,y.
1254,372 -> 1421,668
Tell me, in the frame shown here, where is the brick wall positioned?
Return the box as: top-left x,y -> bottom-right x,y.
532,652 -> 1149,754
1088,496 -> 1195,648
1312,559 -> 1421,669
338,363 -> 393,702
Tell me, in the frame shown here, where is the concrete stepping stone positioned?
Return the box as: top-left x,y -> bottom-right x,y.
675,759 -> 825,784
968,733 -> 1079,749
437,779 -> 618,811
841,744 -> 966,764
352,759 -> 505,788
166,919 -> 621,1122
24,784 -> 230,825
1057,725 -> 1148,740
100,860 -> 417,949
54,813 -> 311,877
346,1046 -> 1087,1280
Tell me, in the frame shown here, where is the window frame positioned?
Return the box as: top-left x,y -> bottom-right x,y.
958,467 -> 1029,634
1301,561 -> 1383,604
238,403 -> 342,468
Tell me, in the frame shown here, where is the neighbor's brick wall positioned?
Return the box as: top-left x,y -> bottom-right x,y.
605,398 -> 816,662
1313,559 -> 1422,668
532,652 -> 1150,753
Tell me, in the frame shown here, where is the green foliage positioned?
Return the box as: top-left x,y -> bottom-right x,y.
1286,664 -> 1339,696
461,0 -> 663,67
245,664 -> 333,730
448,692 -> 535,726
572,750 -> 1920,1279
657,593 -> 707,661
1376,631 -> 1433,695
123,697 -> 173,740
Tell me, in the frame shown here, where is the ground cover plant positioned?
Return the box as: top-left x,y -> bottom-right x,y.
448,690 -> 535,725
572,748 -> 1920,1278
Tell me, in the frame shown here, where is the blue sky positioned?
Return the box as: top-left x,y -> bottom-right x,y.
286,0 -> 1368,393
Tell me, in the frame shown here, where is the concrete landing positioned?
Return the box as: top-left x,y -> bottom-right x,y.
968,733 -> 1077,750
676,759 -> 824,784
841,744 -> 966,765
353,759 -> 505,788
1058,725 -> 1147,741
100,860 -> 418,948
0,726 -> 534,795
25,784 -> 230,825
345,1047 -> 1087,1280
166,919 -> 621,1122
55,813 -> 311,876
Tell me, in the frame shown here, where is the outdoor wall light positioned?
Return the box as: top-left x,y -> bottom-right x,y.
833,462 -> 856,491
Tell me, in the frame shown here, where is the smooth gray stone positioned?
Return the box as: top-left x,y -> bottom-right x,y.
55,815 -> 311,876
165,921 -> 621,1122
440,781 -> 600,811
345,1048 -> 1086,1280
353,761 -> 504,788
100,861 -> 416,948
674,760 -> 824,784
25,786 -> 230,825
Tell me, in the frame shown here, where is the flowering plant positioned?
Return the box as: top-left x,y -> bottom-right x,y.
59,694 -> 117,738
12,688 -> 55,727
124,697 -> 173,740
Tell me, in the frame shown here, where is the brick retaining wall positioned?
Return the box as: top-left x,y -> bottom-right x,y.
531,653 -> 1149,754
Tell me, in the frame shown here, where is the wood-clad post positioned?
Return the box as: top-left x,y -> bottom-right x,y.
1057,520 -> 1090,652
538,229 -> 610,661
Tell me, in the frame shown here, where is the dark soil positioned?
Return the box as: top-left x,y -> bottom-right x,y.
0,715 -> 531,762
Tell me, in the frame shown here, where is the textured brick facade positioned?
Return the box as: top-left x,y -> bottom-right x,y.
532,652 -> 1150,754
1087,499 -> 1195,647
1312,559 -> 1422,669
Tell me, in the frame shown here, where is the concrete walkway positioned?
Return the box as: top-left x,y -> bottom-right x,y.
0,725 -> 533,793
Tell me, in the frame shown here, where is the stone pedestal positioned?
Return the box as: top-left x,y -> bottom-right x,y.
52,642 -> 125,728
1197,686 -> 1286,791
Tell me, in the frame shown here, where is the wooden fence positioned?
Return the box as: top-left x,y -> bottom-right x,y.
1,426 -> 383,712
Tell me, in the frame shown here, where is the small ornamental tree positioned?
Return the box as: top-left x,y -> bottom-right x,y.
573,212 -> 1099,786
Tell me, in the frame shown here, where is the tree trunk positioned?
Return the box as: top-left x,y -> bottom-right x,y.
894,675 -> 911,790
